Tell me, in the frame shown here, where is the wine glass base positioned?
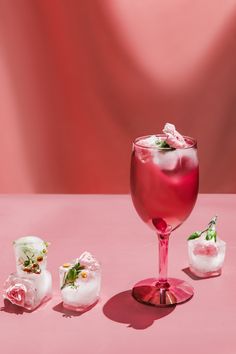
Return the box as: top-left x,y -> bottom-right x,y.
132,277 -> 194,307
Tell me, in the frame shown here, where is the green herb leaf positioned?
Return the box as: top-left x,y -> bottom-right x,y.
66,268 -> 77,282
61,262 -> 85,289
155,140 -> 174,149
74,263 -> 83,271
187,231 -> 201,241
187,216 -> 218,242
24,260 -> 30,267
206,229 -> 217,241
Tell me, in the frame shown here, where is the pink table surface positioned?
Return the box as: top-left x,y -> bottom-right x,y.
0,194 -> 235,354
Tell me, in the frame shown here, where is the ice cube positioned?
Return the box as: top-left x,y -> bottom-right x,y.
137,135 -> 158,147
3,271 -> 52,310
134,136 -> 158,163
188,236 -> 226,277
3,235 -> 52,310
178,148 -> 198,170
59,252 -> 101,311
135,147 -> 152,163
13,236 -> 49,275
152,149 -> 179,171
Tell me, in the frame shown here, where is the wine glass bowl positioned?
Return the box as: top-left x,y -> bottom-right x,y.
130,134 -> 199,306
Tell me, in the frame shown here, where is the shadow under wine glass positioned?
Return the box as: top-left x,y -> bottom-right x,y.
103,290 -> 175,330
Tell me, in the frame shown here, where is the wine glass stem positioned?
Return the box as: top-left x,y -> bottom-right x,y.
157,231 -> 170,284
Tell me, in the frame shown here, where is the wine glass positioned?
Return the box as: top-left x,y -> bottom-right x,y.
130,134 -> 199,306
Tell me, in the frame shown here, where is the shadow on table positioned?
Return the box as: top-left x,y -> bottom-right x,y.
53,301 -> 98,318
103,290 -> 175,330
0,299 -> 32,315
182,267 -> 221,280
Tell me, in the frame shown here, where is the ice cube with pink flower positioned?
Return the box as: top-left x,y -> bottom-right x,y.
188,235 -> 226,278
59,251 -> 101,311
3,236 -> 52,310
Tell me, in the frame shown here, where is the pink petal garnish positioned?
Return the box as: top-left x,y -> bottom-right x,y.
163,123 -> 187,148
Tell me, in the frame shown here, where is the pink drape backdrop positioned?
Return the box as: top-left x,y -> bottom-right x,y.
0,0 -> 236,193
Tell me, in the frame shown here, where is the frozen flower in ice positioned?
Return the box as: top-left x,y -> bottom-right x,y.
193,243 -> 218,257
59,253 -> 101,310
78,269 -> 93,282
14,236 -> 49,275
6,283 -> 26,307
79,251 -> 100,271
187,216 -> 226,277
163,123 -> 187,148
3,275 -> 37,309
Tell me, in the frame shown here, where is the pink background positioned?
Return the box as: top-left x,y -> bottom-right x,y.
0,0 -> 236,193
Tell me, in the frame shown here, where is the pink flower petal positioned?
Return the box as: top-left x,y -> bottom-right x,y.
163,123 -> 187,148
6,284 -> 26,307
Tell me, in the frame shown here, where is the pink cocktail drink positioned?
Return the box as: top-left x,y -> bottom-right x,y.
130,130 -> 199,307
131,135 -> 199,231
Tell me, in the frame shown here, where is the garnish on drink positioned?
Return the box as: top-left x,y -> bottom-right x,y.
138,123 -> 188,149
162,123 -> 188,148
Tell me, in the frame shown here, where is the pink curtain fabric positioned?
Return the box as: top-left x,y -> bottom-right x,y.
0,0 -> 236,193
